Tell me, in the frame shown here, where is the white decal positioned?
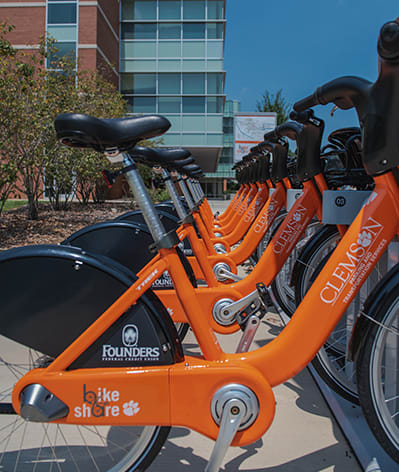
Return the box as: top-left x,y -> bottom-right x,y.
320,217 -> 384,305
137,269 -> 159,291
73,384 -> 141,419
123,400 -> 140,416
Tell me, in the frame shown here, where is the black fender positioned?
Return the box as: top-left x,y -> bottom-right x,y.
116,209 -> 193,256
348,263 -> 399,362
290,225 -> 338,289
116,209 -> 179,232
62,221 -> 196,289
0,245 -> 184,368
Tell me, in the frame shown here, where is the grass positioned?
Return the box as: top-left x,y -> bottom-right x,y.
2,200 -> 28,212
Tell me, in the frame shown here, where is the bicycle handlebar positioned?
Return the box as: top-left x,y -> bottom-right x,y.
275,121 -> 303,140
293,76 -> 372,113
378,18 -> 399,60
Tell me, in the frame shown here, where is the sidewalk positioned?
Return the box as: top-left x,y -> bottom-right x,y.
150,199 -> 361,471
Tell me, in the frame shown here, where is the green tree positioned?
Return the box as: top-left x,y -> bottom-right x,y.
0,32 -> 55,219
0,24 -> 19,215
256,89 -> 291,125
0,24 -> 128,216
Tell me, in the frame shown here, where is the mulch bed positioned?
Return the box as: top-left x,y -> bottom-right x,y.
0,202 -> 135,250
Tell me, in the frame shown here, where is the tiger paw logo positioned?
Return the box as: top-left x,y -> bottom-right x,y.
122,325 -> 138,347
292,212 -> 302,222
358,230 -> 372,248
123,400 -> 140,417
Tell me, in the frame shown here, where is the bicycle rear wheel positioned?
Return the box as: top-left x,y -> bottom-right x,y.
0,336 -> 169,472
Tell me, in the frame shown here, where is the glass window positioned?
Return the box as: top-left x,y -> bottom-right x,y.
122,59 -> 156,72
159,23 -> 181,39
207,133 -> 223,145
183,96 -> 205,113
182,133 -> 206,145
132,23 -> 157,39
158,59 -> 181,71
121,24 -> 134,40
207,115 -> 223,132
206,41 -> 223,58
207,73 -> 223,94
206,58 -> 223,71
162,133 -> 181,146
183,73 -> 205,94
120,73 -> 134,93
207,23 -> 223,39
183,23 -> 205,39
158,96 -> 181,113
182,41 -> 205,57
182,115 -> 205,132
133,74 -> 156,94
158,41 -> 181,57
159,1 -> 181,20
159,73 -> 180,93
207,96 -> 224,113
132,96 -> 156,113
47,25 -> 76,41
124,41 -> 156,57
47,4 -> 77,24
182,59 -> 205,71
133,0 -> 156,20
163,115 -> 181,129
121,0 -> 134,20
47,41 -> 76,68
208,0 -> 224,20
183,0 -> 205,19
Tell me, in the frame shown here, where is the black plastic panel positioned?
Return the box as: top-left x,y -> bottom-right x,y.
0,245 -> 183,367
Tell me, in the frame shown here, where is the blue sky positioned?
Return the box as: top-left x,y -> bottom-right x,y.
223,0 -> 399,139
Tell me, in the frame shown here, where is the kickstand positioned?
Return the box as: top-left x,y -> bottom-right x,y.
205,398 -> 245,472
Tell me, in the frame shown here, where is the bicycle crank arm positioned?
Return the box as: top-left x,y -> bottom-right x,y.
213,289 -> 262,326
236,315 -> 261,353
205,398 -> 244,472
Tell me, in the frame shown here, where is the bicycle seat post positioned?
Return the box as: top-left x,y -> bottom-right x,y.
185,177 -> 201,204
176,173 -> 196,211
122,153 -> 168,244
162,169 -> 189,221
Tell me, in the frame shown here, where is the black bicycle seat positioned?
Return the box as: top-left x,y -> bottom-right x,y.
131,146 -> 191,165
55,113 -> 171,152
181,164 -> 202,177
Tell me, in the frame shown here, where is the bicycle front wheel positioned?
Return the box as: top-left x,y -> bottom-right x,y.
357,274 -> 399,463
0,336 -> 169,472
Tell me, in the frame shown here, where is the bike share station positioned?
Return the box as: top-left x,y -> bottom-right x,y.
2,19 -> 399,472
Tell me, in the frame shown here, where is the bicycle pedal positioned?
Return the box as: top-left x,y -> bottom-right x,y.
256,282 -> 274,310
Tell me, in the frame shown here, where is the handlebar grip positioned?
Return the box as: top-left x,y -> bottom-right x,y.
378,18 -> 399,60
293,93 -> 317,112
289,109 -> 314,123
263,129 -> 278,141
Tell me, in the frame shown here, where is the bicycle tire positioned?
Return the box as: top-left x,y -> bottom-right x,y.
295,227 -> 395,404
294,225 -> 360,403
270,219 -> 322,316
356,264 -> 399,463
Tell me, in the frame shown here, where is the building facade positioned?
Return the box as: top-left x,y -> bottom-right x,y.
203,98 -> 240,197
0,0 -> 226,172
120,0 -> 226,171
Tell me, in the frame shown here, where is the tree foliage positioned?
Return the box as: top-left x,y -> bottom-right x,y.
255,89 -> 291,125
0,23 -> 127,218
